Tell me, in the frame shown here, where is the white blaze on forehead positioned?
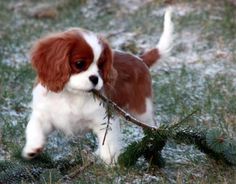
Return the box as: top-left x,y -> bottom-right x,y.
81,31 -> 102,62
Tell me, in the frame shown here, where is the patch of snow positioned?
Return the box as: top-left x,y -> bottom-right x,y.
110,32 -> 137,50
1,44 -> 29,67
121,121 -> 144,147
117,0 -> 153,13
204,63 -> 223,76
132,174 -> 160,183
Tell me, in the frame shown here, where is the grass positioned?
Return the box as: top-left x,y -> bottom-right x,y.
153,66 -> 236,130
0,0 -> 236,183
0,62 -> 33,154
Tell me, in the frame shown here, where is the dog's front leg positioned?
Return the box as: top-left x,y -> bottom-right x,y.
22,112 -> 53,159
93,118 -> 122,165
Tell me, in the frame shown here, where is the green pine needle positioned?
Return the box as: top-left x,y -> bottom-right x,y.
119,125 -> 236,167
206,128 -> 227,153
223,141 -> 236,165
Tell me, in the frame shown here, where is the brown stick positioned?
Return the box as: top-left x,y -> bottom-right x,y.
56,160 -> 94,183
102,104 -> 111,145
92,90 -> 158,131
68,161 -> 94,180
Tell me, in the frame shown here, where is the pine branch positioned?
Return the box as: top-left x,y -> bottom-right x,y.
0,161 -> 42,184
0,148 -> 83,183
92,90 -> 236,167
92,90 -> 158,130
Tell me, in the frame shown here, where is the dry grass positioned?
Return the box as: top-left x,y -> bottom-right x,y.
0,0 -> 235,183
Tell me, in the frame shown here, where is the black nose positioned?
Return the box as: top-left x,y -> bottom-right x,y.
89,75 -> 99,85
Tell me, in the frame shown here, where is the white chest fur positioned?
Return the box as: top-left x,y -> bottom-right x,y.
31,84 -> 106,135
23,83 -> 122,164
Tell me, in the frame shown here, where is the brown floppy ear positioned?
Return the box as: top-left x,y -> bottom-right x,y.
98,37 -> 117,85
30,33 -> 71,92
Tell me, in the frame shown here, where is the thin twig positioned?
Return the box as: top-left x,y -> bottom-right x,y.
102,98 -> 111,145
106,29 -> 125,39
68,161 -> 94,179
56,160 -> 94,183
92,90 -> 158,131
102,118 -> 110,145
171,108 -> 200,130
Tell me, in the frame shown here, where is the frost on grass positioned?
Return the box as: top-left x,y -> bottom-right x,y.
0,0 -> 236,183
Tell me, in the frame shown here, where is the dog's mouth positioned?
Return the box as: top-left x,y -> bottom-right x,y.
88,89 -> 97,93
86,89 -> 98,94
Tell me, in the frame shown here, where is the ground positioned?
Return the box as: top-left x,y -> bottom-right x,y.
0,0 -> 236,183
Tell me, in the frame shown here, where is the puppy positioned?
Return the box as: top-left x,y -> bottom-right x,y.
22,8 -> 173,164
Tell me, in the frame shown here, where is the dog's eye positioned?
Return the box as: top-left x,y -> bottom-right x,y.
98,62 -> 104,69
75,59 -> 85,70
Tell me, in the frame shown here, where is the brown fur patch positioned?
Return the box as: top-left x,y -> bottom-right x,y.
140,48 -> 160,68
104,51 -> 152,114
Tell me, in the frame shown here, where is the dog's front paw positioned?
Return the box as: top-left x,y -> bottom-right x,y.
96,148 -> 120,165
22,146 -> 43,159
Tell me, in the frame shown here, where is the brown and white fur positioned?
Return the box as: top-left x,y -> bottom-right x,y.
22,8 -> 174,164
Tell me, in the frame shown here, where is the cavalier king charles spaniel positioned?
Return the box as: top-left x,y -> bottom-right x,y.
22,8 -> 174,164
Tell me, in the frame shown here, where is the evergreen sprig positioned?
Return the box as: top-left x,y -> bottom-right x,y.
0,161 -> 42,184
92,90 -> 236,167
0,148 -> 83,183
118,128 -> 167,167
119,124 -> 236,167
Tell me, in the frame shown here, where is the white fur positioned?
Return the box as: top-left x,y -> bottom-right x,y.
66,63 -> 103,92
82,31 -> 102,62
135,98 -> 158,127
65,30 -> 104,92
156,7 -> 174,58
22,84 -> 121,164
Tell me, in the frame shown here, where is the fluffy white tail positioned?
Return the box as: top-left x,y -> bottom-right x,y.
157,7 -> 174,56
140,7 -> 174,68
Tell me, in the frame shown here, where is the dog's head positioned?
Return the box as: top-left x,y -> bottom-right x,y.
31,28 -> 116,93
